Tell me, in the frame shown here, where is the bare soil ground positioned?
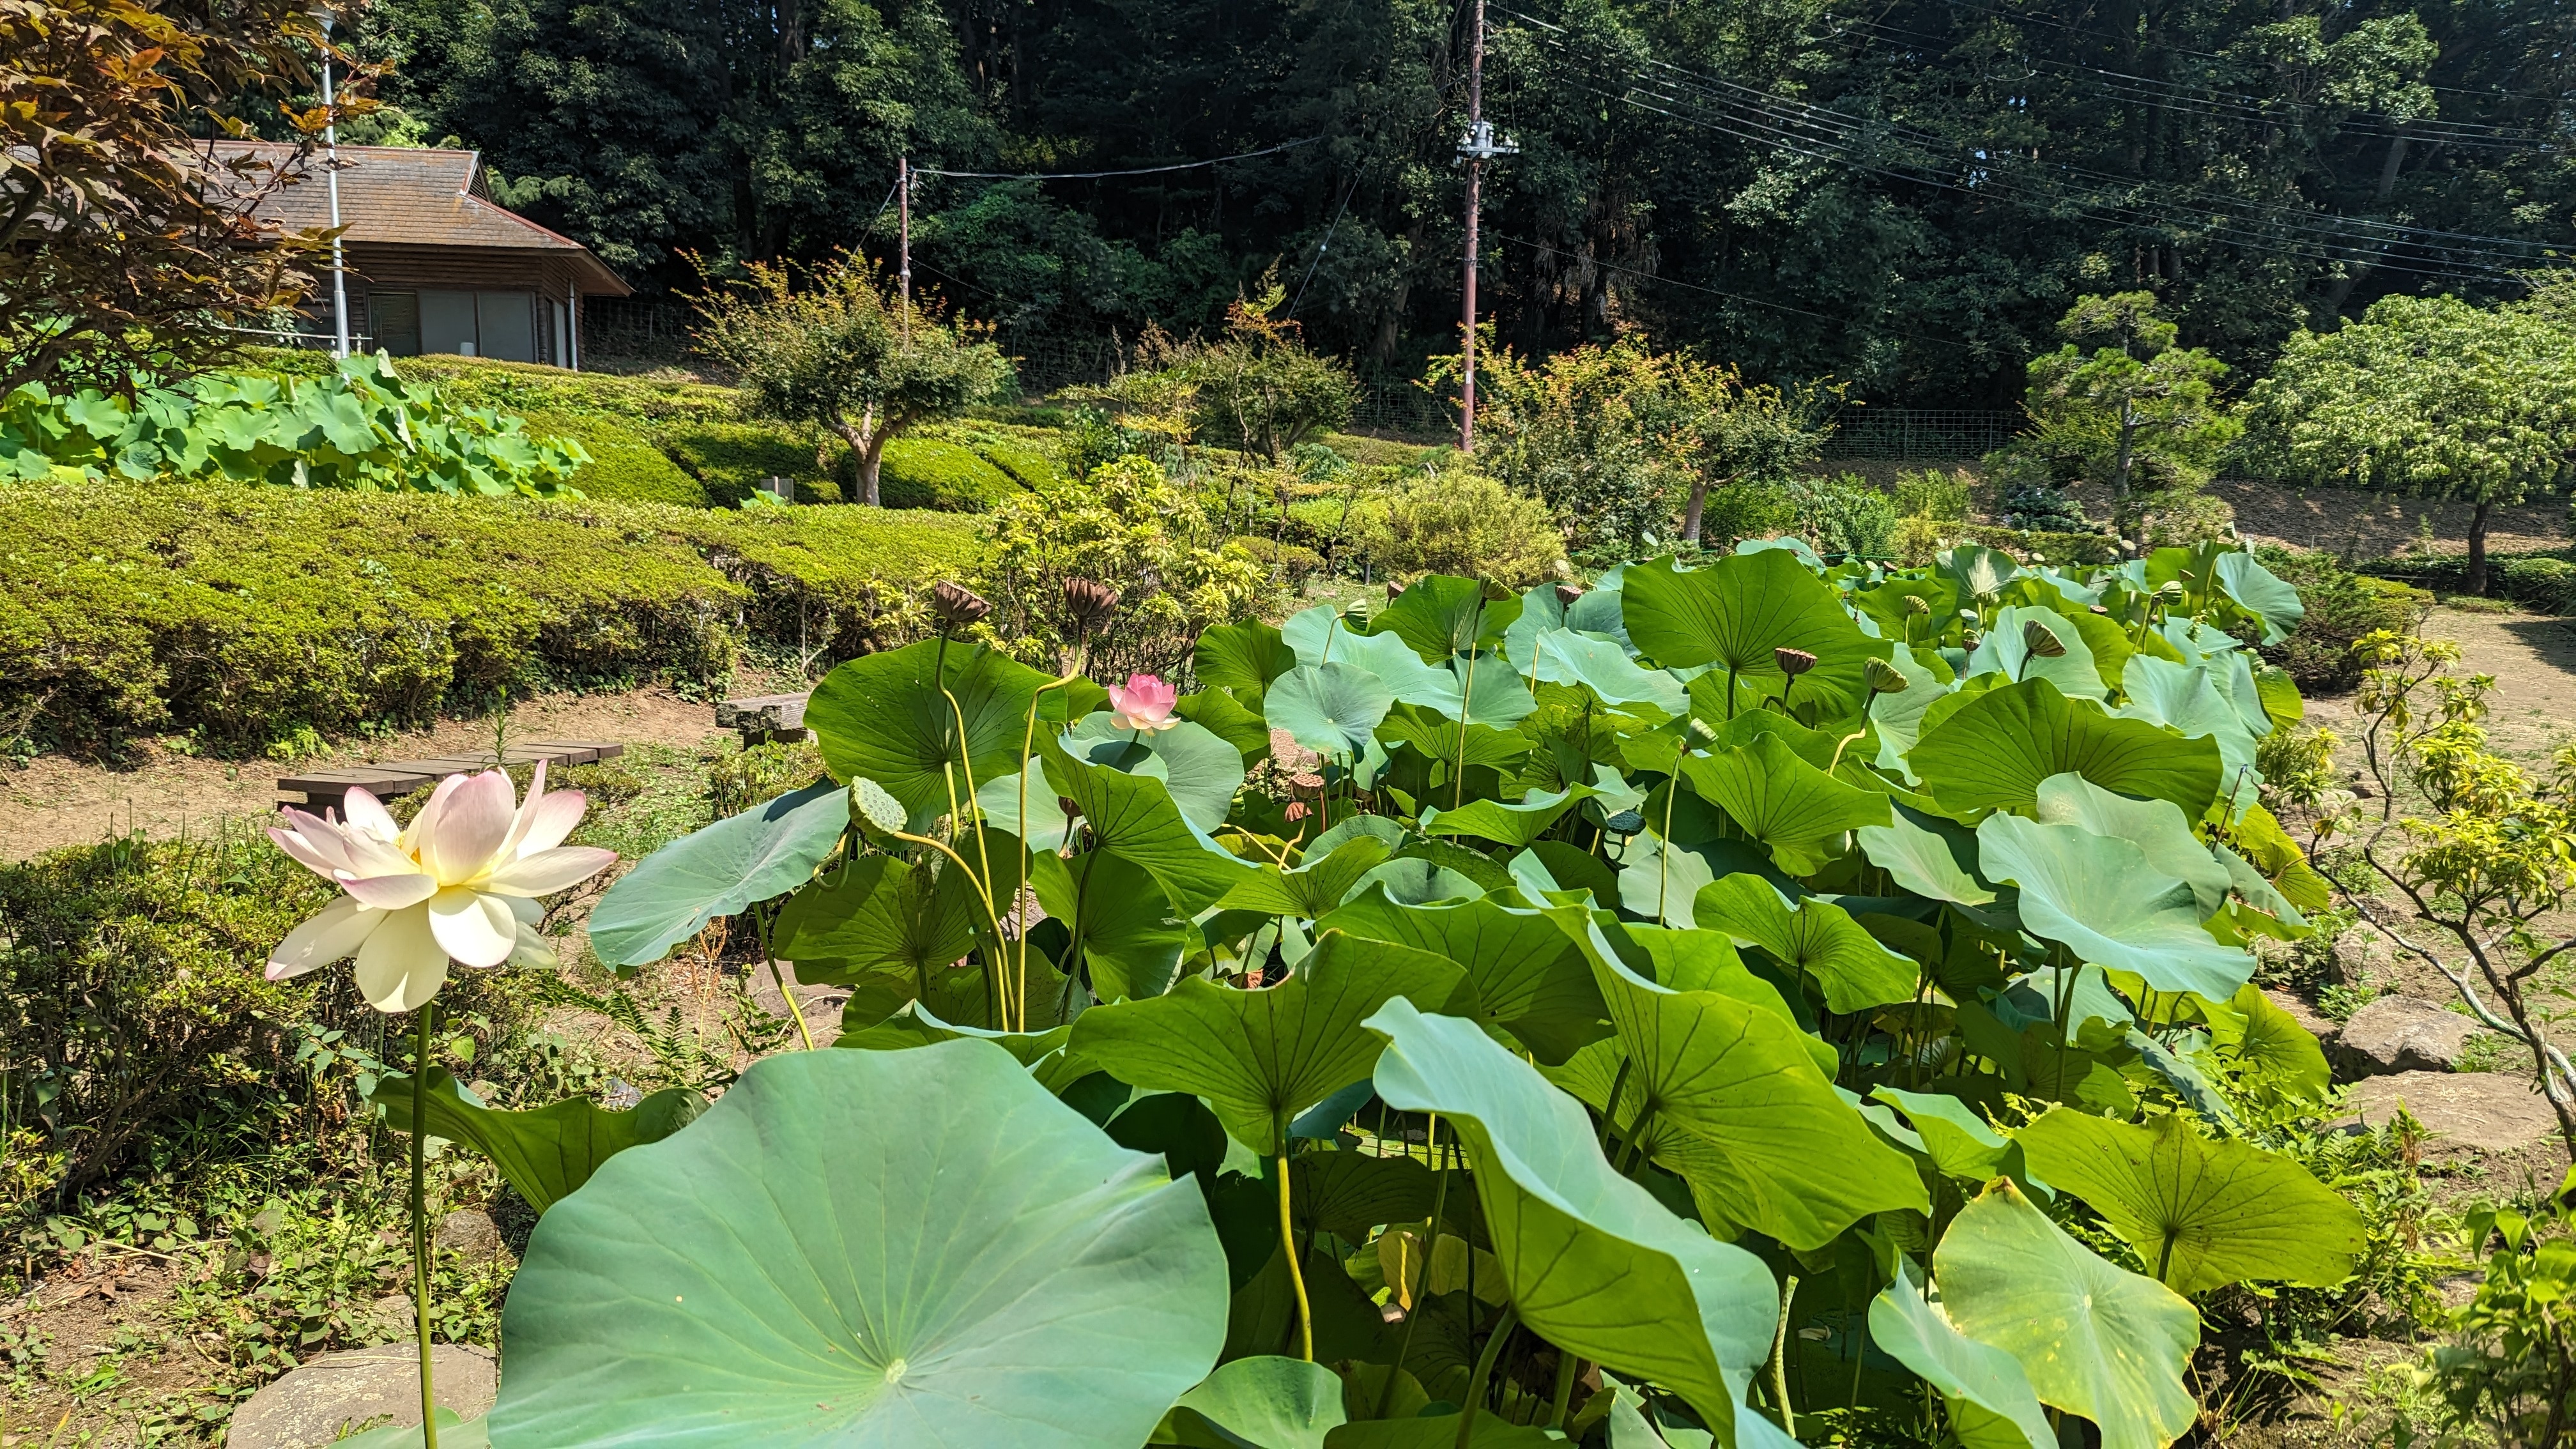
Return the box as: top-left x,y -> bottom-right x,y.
2205,479 -> 2566,559
0,689 -> 728,863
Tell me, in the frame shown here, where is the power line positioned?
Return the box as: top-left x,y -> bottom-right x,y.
916,137 -> 1322,181
1489,232 -> 1986,353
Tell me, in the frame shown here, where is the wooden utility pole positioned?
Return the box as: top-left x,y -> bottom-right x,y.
1457,0 -> 1512,452
898,155 -> 912,344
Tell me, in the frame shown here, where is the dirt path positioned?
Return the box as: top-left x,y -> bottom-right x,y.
0,689 -> 728,862
2404,604 -> 2576,765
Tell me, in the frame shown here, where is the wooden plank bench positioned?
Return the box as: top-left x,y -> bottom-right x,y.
278,740 -> 624,815
716,693 -> 811,745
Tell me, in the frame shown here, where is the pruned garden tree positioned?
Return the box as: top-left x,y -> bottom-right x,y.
1446,329 -> 1690,565
2240,292 -> 2576,594
1181,284 -> 1356,463
2017,292 -> 2239,558
1667,357 -> 1839,545
692,252 -> 1012,506
0,0 -> 342,392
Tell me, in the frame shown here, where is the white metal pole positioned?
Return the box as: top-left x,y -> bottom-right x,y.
898,155 -> 911,344
319,18 -> 348,358
567,281 -> 579,372
1460,0 -> 1483,453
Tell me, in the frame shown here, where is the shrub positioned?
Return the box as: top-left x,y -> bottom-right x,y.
1893,466 -> 1974,523
1698,480 -> 1800,546
0,482 -> 985,752
520,409 -> 709,507
878,438 -> 1025,511
1361,470 -> 1563,587
2498,555 -> 2576,613
1786,471 -> 1902,559
2260,547 -> 2430,690
977,454 -> 1275,679
1961,526 -> 2124,567
1231,536 -> 1326,588
390,356 -> 742,426
660,421 -> 842,506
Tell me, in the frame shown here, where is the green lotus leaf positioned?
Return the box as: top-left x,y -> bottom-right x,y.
1867,643 -> 1950,778
770,854 -> 977,989
1618,835 -> 1788,930
1680,734 -> 1891,874
1530,627 -> 1687,718
836,997 -> 1075,1067
1869,1085 -> 2041,1192
1618,551 -> 1890,720
1966,605 -> 2106,700
1942,545 -> 2022,602
1363,998 -> 1779,1442
1320,885 -> 1612,1064
1975,813 -> 2252,1002
1933,1179 -> 2198,1449
1867,1264 -> 2055,1449
334,1409 -> 489,1449
487,1042 -> 1229,1447
1508,840 -> 1621,910
1577,953 -> 1929,1249
1350,857 -> 1485,907
2015,1109 -> 2365,1294
1909,678 -> 2223,819
1041,733 -> 1261,914
1692,873 -> 1919,1013
369,1068 -> 703,1215
1180,687 -> 1276,763
588,782 -> 848,968
1373,574 -> 1522,661
1288,615 -> 1464,712
2209,845 -> 2310,942
1420,785 -> 1595,850
805,639 -> 1068,829
1291,1151 -> 1475,1241
1855,804 -> 1995,908
2213,550 -> 2304,644
1068,930 -> 1466,1155
1620,924 -> 1836,1076
1223,836 -> 1397,918
2116,656 -> 2260,778
1448,650 -> 1538,726
1161,1356 -> 1347,1449
1036,850 -> 1189,1002
1266,663 -> 1397,759
1322,1414 -> 1563,1448
2203,983 -> 2330,1099
1064,716 -> 1250,832
1198,619 -> 1300,703
2032,772 -> 2231,916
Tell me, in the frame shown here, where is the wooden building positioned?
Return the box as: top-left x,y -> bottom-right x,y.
231,143 -> 630,367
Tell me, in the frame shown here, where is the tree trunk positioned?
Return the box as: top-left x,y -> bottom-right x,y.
1682,479 -> 1710,544
858,434 -> 890,507
831,418 -> 886,506
2466,498 -> 2492,594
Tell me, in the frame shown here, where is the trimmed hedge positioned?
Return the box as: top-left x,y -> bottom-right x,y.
519,408 -> 710,507
2361,549 -> 2576,615
0,482 -> 986,753
880,438 -> 1025,510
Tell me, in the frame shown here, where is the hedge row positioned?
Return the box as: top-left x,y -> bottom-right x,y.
2356,550 -> 2576,615
0,482 -> 985,753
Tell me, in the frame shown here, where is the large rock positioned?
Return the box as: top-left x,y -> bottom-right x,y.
2334,995 -> 2481,1077
227,1344 -> 498,1448
2344,1071 -> 2563,1154
434,1209 -> 503,1262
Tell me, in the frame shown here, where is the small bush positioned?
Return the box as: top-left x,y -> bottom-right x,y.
661,422 -> 842,506
878,438 -> 1027,510
1232,536 -> 1326,587
2498,555 -> 2576,613
1961,526 -> 2124,566
1786,472 -> 1902,559
520,409 -> 709,507
1892,466 -> 1973,523
1699,481 -> 1800,546
1363,470 -> 1564,587
2260,547 -> 2430,690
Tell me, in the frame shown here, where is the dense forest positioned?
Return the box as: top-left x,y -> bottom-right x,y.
345,0 -> 2576,404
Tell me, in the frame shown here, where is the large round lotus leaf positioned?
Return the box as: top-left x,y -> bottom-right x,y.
1692,873 -> 1917,1013
587,781 -> 848,967
1063,716 -> 1250,833
1363,997 -> 1779,1442
1162,1356 -> 1348,1449
1039,733 -> 1259,914
1975,812 -> 2250,1002
2032,772 -> 2232,916
804,639 -> 1066,829
486,1041 -> 1229,1448
2015,1108 -> 2365,1293
1966,605 -> 2105,700
1933,1180 -> 2198,1449
1196,619 -> 1298,703
1320,886 -> 1611,1065
1909,677 -> 2222,818
2202,983 -> 2330,1099
1529,628 -> 1688,718
1866,1266 -> 2055,1449
2115,656 -> 2260,778
1680,734 -> 1892,875
2213,550 -> 2304,643
1619,551 -> 1890,721
1266,662 -> 1397,759
1373,574 -> 1521,662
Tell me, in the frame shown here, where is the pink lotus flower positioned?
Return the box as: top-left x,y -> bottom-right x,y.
265,763 -> 617,1013
1107,673 -> 1181,732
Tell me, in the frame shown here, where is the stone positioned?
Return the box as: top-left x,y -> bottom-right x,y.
2335,995 -> 2483,1077
2343,1071 -> 2563,1154
2261,987 -> 2338,1045
361,1292 -> 413,1344
2330,924 -> 2396,980
433,1209 -> 503,1262
226,1343 -> 497,1448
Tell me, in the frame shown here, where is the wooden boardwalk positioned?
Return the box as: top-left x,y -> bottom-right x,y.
277,741 -> 624,815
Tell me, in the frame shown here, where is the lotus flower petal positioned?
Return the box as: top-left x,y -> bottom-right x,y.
508,919 -> 560,969
402,773 -> 470,855
1107,673 -> 1180,732
267,897 -> 379,980
267,823 -> 351,880
423,770 -> 516,885
508,790 -> 590,859
342,787 -> 401,843
353,905 -> 448,1012
498,760 -> 551,855
484,846 -> 617,897
429,886 -> 518,968
339,870 -> 438,911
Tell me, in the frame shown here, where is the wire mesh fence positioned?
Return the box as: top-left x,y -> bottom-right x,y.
579,297 -> 696,367
1822,408 -> 2022,459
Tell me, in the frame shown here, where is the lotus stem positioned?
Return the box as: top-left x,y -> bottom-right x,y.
411,1004 -> 439,1449
1381,1116 -> 1448,1419
1455,1305 -> 1520,1448
1016,674 -> 1081,1034
1596,1059 -> 1633,1153
1655,737 -> 1689,924
1770,1273 -> 1799,1437
1277,1137 -> 1314,1361
1453,645 -> 1479,811
1825,728 -> 1867,775
1547,1349 -> 1579,1430
758,903 -> 813,1051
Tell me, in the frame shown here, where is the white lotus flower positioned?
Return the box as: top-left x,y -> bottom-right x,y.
266,762 -> 617,1012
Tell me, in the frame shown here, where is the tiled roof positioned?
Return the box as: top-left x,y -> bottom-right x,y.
215,142 -> 627,294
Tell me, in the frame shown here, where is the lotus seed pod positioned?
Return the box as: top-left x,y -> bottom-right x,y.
1602,809 -> 1647,836
1774,647 -> 1818,677
1554,583 -> 1586,606
1061,578 -> 1119,633
2022,619 -> 2067,659
1903,595 -> 1931,616
1863,657 -> 1909,694
1687,717 -> 1719,746
930,580 -> 993,631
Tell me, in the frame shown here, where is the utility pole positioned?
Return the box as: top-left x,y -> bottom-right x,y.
898,155 -> 912,344
1457,0 -> 1513,452
318,9 -> 348,358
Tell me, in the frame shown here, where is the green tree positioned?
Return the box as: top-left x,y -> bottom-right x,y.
1176,287 -> 1358,463
2016,293 -> 2239,557
2239,294 -> 2576,592
1446,330 -> 1692,565
1668,359 -> 1840,544
693,254 -> 1012,507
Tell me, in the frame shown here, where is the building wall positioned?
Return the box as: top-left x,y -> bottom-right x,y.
319,245 -> 594,367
